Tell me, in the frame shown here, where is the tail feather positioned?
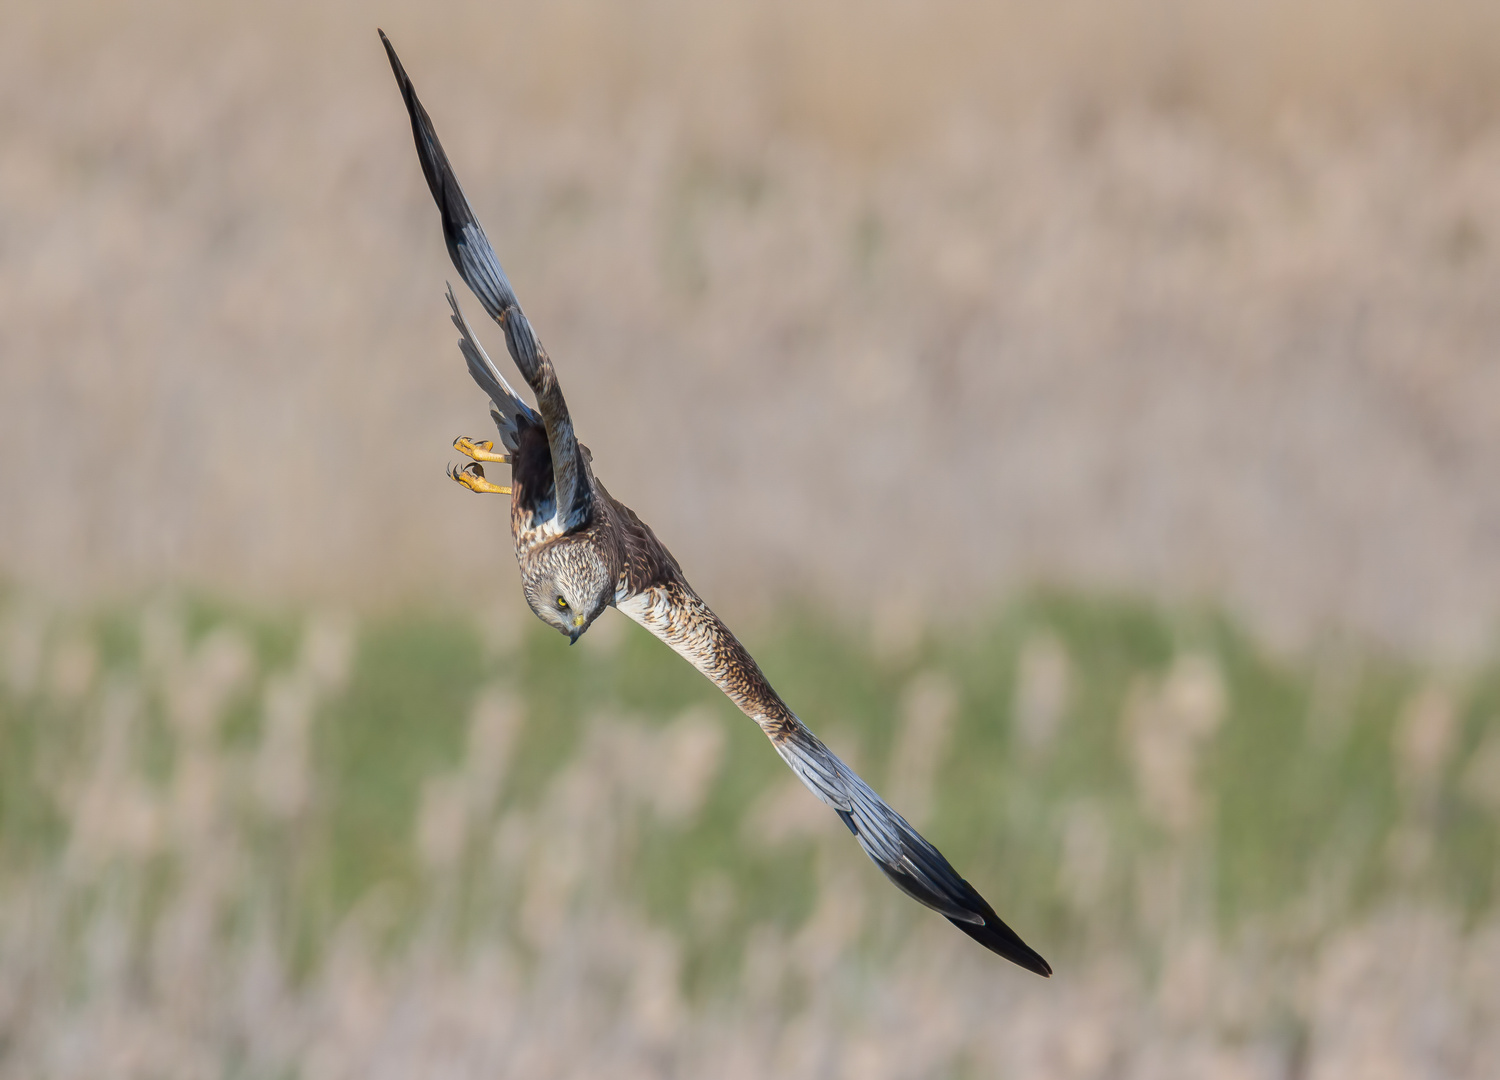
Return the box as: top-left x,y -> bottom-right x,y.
446,285 -> 537,454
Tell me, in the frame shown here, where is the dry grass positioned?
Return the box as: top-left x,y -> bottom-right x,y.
7,8 -> 1500,1071
3,591 -> 1499,1078
4,0 -> 1500,658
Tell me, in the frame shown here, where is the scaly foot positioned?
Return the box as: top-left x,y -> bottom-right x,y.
454,436 -> 510,464
448,461 -> 511,495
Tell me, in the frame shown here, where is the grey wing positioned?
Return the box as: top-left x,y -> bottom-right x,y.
613,559 -> 1051,977
382,30 -> 590,532
446,285 -> 538,455
773,723 -> 1052,977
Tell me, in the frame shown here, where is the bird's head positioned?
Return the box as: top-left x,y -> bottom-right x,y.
521,535 -> 614,644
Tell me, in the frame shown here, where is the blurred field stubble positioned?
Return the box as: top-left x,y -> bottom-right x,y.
4,0 -> 1500,653
5,6 -> 1500,1074
2,593 -> 1499,1078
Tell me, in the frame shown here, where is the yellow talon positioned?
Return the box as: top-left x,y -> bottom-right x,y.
454,436 -> 510,464
449,461 -> 511,495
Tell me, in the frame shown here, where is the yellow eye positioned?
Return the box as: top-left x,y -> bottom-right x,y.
556,597 -> 569,610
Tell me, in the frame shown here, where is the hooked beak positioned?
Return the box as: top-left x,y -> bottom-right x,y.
568,613 -> 586,645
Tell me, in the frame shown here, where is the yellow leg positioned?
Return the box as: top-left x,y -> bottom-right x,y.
448,461 -> 511,495
454,436 -> 510,464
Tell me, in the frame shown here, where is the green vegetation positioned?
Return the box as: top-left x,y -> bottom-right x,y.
1,590 -> 1496,995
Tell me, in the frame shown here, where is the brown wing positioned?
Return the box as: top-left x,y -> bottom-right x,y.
596,486 -> 684,597
610,519 -> 1052,977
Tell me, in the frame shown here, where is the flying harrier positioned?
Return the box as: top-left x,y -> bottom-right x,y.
381,31 -> 1050,977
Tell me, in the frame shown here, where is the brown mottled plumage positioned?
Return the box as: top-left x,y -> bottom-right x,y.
382,31 -> 1051,977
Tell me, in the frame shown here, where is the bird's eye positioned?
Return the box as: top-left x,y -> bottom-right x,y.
556,597 -> 569,610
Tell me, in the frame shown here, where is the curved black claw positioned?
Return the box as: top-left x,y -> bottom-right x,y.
448,459 -> 510,495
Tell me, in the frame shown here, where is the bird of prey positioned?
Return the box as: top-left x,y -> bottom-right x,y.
380,30 -> 1050,977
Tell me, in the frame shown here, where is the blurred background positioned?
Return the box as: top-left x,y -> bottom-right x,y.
3,0 -> 1500,1076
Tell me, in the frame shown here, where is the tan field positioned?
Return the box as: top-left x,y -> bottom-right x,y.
4,0 -> 1500,652
3,2 -> 1500,1076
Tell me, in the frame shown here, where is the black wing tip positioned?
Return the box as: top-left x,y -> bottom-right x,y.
832,781 -> 1053,976
378,28 -> 495,312
377,28 -> 447,201
378,29 -> 403,83
951,880 -> 1053,976
950,914 -> 1053,977
378,31 -> 420,111
882,859 -> 1053,975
